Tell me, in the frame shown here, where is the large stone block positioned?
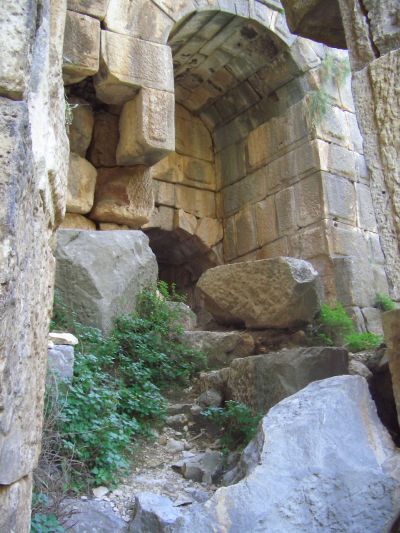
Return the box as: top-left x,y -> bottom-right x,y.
182,331 -> 254,369
67,0 -> 109,20
63,10 -> 100,85
196,257 -> 321,329
94,30 -> 174,105
116,88 -> 175,166
88,111 -> 119,168
226,347 -> 348,412
104,0 -> 173,43
175,185 -> 216,218
90,166 -> 154,227
333,255 -> 376,308
60,213 -> 97,230
55,230 -> 158,333
175,105 -> 214,162
180,376 -> 400,532
67,97 -> 94,157
382,309 -> 400,427
0,1 -> 35,99
0,475 -> 32,533
235,205 -> 258,257
66,152 -> 97,214
196,218 -> 223,248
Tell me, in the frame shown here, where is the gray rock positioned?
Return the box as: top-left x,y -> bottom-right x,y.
63,499 -> 128,532
197,389 -> 223,408
166,301 -> 197,331
196,257 -> 322,329
47,345 -> 74,381
177,376 -> 400,532
226,346 -> 349,413
129,492 -> 181,532
173,451 -> 224,485
362,307 -> 384,335
349,358 -> 373,380
166,439 -> 185,453
55,230 -> 158,333
166,414 -> 188,428
182,331 -> 254,368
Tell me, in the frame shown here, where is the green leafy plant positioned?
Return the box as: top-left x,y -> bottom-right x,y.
46,283 -> 205,491
31,493 -> 65,533
306,53 -> 350,125
309,302 -> 383,352
375,293 -> 396,312
202,401 -> 262,452
345,331 -> 383,352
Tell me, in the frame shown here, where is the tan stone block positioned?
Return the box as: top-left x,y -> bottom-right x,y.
116,88 -> 175,166
175,186 -> 216,218
87,112 -> 119,168
235,205 -> 258,257
333,255 -> 376,308
327,221 -> 369,261
216,142 -> 246,188
316,139 -> 357,179
67,153 -> 97,214
90,166 -> 154,227
99,223 -> 130,230
142,205 -> 174,231
63,10 -> 100,85
94,30 -> 174,105
175,104 -> 214,162
255,196 -> 278,247
174,209 -> 197,237
295,173 -> 324,227
68,0 -> 109,19
322,173 -> 356,224
67,97 -> 94,157
0,475 -> 32,533
222,181 -> 242,217
0,2 -> 34,98
288,221 -> 330,259
153,179 -> 175,207
104,0 -> 173,43
182,156 -> 216,190
275,187 -> 296,235
196,218 -> 223,248
60,213 -> 97,230
223,216 -> 237,262
356,183 -> 377,232
257,237 -> 289,259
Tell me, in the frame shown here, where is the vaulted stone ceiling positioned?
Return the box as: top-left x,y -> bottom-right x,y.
169,10 -> 298,130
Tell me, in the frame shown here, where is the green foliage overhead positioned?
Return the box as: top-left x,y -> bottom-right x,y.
202,401 -> 262,452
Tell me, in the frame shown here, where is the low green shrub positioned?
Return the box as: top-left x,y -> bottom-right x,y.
30,493 -> 65,533
309,302 -> 384,352
46,282 -> 205,491
375,293 -> 396,312
202,401 -> 262,452
345,331 -> 383,352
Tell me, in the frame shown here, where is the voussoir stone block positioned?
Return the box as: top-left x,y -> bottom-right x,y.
63,10 -> 100,85
116,88 -> 175,166
196,257 -> 322,329
55,230 -> 158,333
94,30 -> 174,105
226,347 -> 349,413
90,166 -> 154,227
66,152 -> 97,214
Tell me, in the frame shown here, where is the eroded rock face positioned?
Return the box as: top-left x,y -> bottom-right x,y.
383,309 -> 400,426
55,230 -> 158,333
178,376 -> 400,532
196,258 -> 322,329
129,492 -> 181,533
226,347 -> 349,413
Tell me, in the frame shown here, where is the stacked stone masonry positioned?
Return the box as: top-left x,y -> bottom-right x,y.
61,0 -> 388,316
0,1 -> 69,531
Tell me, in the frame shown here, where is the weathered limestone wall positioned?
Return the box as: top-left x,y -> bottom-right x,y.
281,0 -> 400,301
0,1 -> 68,531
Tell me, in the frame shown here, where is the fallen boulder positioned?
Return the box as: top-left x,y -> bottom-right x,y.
129,492 -> 181,532
196,257 -> 321,329
55,230 -> 158,333
226,346 -> 349,413
178,375 -> 400,532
